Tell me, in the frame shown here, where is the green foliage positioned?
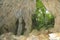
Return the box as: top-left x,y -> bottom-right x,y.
32,0 -> 54,30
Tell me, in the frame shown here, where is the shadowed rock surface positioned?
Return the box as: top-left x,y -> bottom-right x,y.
0,0 -> 36,35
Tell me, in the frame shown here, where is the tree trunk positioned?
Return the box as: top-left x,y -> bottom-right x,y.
41,0 -> 60,32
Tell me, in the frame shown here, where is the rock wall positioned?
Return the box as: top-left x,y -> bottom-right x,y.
0,0 -> 36,35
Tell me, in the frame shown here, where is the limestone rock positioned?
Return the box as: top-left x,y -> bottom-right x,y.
0,0 -> 20,34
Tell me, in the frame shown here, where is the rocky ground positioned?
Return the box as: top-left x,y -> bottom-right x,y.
0,29 -> 60,40
0,29 -> 49,40
0,33 -> 49,40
